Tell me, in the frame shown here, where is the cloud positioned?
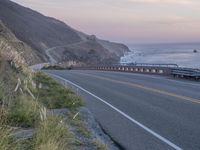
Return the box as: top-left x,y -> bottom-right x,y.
126,0 -> 197,5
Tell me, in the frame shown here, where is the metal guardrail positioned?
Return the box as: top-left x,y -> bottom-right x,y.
171,68 -> 200,79
75,64 -> 172,75
74,63 -> 200,80
40,62 -> 199,80
120,63 -> 179,68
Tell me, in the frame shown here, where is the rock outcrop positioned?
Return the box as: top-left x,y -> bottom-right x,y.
0,21 -> 42,65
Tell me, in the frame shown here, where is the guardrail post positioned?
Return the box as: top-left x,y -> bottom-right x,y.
158,70 -> 164,74
146,69 -> 150,73
152,69 -> 156,73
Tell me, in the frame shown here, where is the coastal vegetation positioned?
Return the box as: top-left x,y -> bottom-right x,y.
0,16 -> 111,150
0,53 -> 108,150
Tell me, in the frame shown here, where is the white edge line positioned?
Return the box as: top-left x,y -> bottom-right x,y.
49,73 -> 182,150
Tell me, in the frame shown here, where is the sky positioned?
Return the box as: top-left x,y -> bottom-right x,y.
11,0 -> 200,44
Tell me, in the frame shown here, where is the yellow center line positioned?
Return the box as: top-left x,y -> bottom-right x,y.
76,72 -> 200,104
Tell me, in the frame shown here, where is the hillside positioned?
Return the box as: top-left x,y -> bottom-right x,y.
0,0 -> 130,65
0,20 -> 118,150
0,21 -> 42,65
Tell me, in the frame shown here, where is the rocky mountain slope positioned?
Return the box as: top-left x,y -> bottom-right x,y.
0,20 -> 42,65
0,0 -> 130,65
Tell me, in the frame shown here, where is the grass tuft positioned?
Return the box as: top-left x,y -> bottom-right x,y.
0,127 -> 18,150
33,115 -> 71,150
34,72 -> 83,109
92,139 -> 108,150
8,95 -> 41,127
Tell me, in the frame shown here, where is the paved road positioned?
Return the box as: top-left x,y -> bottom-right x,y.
46,70 -> 200,150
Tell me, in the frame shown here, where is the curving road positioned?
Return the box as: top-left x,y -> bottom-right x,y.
46,70 -> 200,150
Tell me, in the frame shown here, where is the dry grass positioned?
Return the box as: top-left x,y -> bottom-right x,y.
33,115 -> 71,150
92,139 -> 108,150
0,58 -> 18,107
0,127 -> 18,150
7,95 -> 41,127
0,47 -> 84,150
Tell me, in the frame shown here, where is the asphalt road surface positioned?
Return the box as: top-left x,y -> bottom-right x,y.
46,70 -> 200,150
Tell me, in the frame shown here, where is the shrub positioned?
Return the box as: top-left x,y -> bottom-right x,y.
34,72 -> 83,109
42,65 -> 67,70
8,95 -> 41,127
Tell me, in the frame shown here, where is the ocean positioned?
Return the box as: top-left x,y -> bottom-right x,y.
120,43 -> 200,68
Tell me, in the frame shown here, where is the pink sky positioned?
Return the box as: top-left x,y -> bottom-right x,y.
12,0 -> 200,44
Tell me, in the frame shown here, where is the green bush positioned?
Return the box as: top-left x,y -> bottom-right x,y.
42,65 -> 67,70
34,72 -> 83,109
8,96 -> 41,127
